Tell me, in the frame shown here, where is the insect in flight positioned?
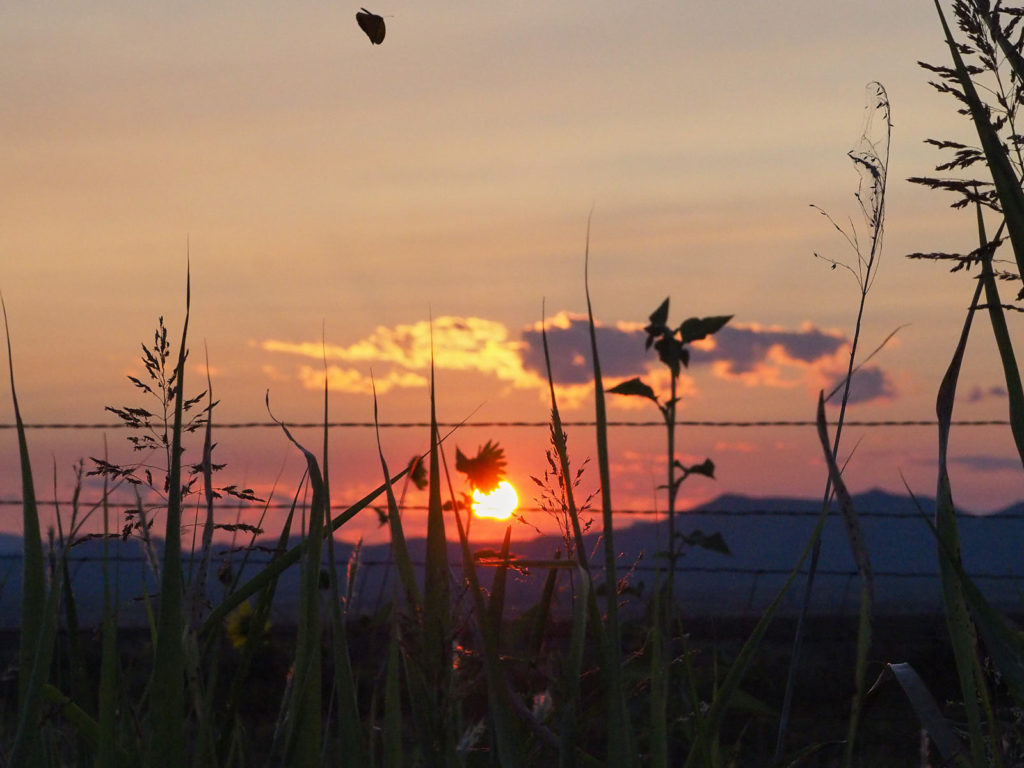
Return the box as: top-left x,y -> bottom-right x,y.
356,8 -> 385,45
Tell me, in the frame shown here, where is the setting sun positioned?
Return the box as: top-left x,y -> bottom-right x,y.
471,481 -> 519,520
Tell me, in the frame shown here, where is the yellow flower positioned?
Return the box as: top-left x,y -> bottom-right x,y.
224,599 -> 269,649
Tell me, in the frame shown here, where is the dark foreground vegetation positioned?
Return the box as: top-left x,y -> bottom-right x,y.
0,614 -> 976,766
7,2 -> 1024,766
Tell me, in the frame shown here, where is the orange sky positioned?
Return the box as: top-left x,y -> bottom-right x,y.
3,2 -> 1024,545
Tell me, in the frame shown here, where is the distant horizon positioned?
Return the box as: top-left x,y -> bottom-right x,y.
5,2 -> 1024,557
0,486 -> 1018,553
8,6 -> 1024,762
2,485 -> 1022,627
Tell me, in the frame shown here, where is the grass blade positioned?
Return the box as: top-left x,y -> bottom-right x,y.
878,662 -> 968,765
485,525 -> 513,636
384,611 -> 404,768
188,351 -> 217,629
685,493 -> 836,767
448,470 -> 525,767
199,467 -> 407,637
559,564 -> 590,768
974,208 -> 1024,469
540,300 -> 613,761
149,270 -> 191,768
320,362 -> 366,768
935,275 -> 989,767
373,384 -> 421,611
649,583 -> 668,768
2,297 -> 49,765
424,335 -> 451,688
56,519 -> 93,763
815,394 -> 873,767
583,219 -> 634,766
9,560 -> 61,768
540,304 -> 594,578
776,84 -> 890,761
918,502 -> 1024,714
418,332 -> 453,766
99,464 -> 119,768
267,397 -> 326,768
539,308 -> 600,617
527,559 -> 559,660
221,480 -> 299,744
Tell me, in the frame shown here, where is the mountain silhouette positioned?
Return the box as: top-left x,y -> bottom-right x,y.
2,489 -> 1022,627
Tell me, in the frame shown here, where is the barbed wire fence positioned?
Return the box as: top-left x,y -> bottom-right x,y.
0,415 -> 1016,514
2,416 -> 1021,618
0,419 -> 1011,430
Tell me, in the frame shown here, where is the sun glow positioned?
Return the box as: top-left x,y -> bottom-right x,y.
471,481 -> 519,520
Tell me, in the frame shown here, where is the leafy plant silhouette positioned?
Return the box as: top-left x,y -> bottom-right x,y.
89,316 -> 260,542
608,299 -> 732,599
455,439 -> 507,494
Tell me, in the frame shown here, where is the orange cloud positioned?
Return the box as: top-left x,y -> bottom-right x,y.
297,365 -> 429,395
260,364 -> 291,383
262,313 -> 895,410
263,316 -> 549,396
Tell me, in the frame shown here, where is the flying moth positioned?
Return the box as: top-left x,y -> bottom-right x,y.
356,8 -> 385,45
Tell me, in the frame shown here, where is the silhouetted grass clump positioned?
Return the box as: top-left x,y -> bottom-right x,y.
8,3 -> 1024,764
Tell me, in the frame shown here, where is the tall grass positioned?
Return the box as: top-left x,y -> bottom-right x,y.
3,244 -> 821,766
8,7 -> 1024,761
898,1 -> 1024,764
775,81 -> 891,764
2,232 -> 938,767
4,294 -> 59,768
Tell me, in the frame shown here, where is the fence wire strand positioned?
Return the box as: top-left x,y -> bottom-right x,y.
0,419 -> 1012,430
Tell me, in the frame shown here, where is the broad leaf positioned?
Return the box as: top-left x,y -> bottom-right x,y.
678,458 -> 715,479
654,335 -> 685,376
645,298 -> 671,342
679,315 -> 733,344
607,377 -> 658,403
677,529 -> 731,556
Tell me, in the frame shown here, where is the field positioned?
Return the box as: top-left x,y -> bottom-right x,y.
8,3 -> 1024,767
0,615 -> 971,766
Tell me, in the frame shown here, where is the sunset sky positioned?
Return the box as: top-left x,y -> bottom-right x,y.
4,2 -> 1024,544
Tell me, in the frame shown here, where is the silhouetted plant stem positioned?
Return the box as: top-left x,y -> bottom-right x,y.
584,222 -> 635,768
608,299 -> 730,766
775,82 -> 890,762
666,369 -> 677,610
774,286 -> 865,762
150,267 -> 190,768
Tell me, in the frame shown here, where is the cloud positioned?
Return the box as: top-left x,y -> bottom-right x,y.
824,365 -> 898,405
529,314 -> 897,403
522,315 -> 863,393
262,312 -> 896,405
261,364 -> 291,383
949,454 -> 1023,473
699,324 -> 897,404
693,325 -> 846,374
702,324 -> 851,391
297,366 -> 428,396
519,312 -> 648,384
965,384 -> 1008,404
193,363 -> 224,378
263,316 -> 528,379
263,316 -> 546,396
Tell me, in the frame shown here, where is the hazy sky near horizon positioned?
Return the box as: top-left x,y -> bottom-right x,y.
4,1 -> 1024,542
